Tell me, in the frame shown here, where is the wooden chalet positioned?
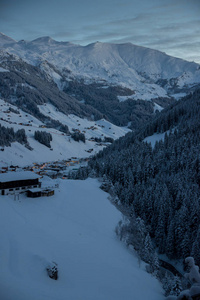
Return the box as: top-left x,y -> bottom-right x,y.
41,189 -> 54,197
27,188 -> 42,198
0,171 -> 41,195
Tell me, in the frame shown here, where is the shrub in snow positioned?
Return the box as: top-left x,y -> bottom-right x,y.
100,175 -> 113,192
103,136 -> 114,143
71,131 -> 85,143
46,262 -> 58,280
163,273 -> 175,296
169,276 -> 183,297
115,216 -> 130,243
185,257 -> 200,285
166,257 -> 200,300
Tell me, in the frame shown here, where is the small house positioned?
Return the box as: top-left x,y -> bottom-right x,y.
27,188 -> 42,198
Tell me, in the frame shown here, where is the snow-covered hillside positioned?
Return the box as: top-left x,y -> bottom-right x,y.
0,32 -> 16,46
0,176 -> 163,300
0,99 -> 130,166
1,33 -> 200,100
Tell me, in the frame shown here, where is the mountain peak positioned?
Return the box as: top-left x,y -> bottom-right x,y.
31,36 -> 56,44
86,41 -> 103,47
1,34 -> 200,100
0,32 -> 16,45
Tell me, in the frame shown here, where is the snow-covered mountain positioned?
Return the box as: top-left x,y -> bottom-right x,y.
0,48 -> 157,130
0,98 -> 129,167
1,33 -> 200,100
0,32 -> 16,46
1,33 -> 200,165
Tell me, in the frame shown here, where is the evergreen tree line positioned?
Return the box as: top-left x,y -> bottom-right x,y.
71,131 -> 86,143
34,130 -> 52,148
0,124 -> 28,147
84,89 -> 200,266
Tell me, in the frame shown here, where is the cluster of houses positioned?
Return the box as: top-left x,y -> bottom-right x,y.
0,158 -> 89,198
31,159 -> 80,178
29,158 -> 88,179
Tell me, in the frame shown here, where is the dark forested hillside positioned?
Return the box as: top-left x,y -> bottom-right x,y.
63,80 -> 160,128
87,89 -> 200,265
0,51 -> 175,130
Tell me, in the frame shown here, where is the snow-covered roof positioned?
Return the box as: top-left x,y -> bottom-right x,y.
28,188 -> 42,193
0,171 -> 40,183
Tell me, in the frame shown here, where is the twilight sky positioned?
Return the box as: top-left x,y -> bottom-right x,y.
0,0 -> 200,63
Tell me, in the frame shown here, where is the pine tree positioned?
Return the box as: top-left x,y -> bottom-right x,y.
166,218 -> 176,259
169,276 -> 182,297
191,226 -> 200,267
142,233 -> 154,264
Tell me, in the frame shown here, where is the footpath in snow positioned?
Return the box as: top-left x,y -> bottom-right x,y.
0,177 -> 163,300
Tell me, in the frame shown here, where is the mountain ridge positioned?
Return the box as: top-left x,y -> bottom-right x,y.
1,33 -> 200,101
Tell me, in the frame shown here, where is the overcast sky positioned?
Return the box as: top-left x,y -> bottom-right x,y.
0,0 -> 200,63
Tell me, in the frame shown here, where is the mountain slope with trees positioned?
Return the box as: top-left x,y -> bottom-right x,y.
0,51 -> 103,122
1,33 -> 200,130
86,88 -> 200,266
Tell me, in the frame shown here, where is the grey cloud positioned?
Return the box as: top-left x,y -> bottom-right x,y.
0,0 -> 199,63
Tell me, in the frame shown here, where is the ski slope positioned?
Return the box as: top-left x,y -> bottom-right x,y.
0,176 -> 163,300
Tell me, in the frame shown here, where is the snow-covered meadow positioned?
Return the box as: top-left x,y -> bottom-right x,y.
144,132 -> 167,149
0,177 -> 163,300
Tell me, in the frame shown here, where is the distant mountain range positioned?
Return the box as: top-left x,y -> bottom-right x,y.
0,33 -> 200,165
1,32 -> 200,101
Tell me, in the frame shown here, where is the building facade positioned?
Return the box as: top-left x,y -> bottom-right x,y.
0,171 -> 41,195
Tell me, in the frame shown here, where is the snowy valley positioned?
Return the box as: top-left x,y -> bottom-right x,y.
1,31 -> 200,300
0,177 -> 163,300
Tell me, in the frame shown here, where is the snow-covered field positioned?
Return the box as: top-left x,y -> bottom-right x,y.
144,129 -> 175,148
0,99 -> 130,167
0,177 -> 163,300
144,132 -> 166,148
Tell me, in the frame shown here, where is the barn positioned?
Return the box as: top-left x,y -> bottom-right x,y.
0,171 -> 41,195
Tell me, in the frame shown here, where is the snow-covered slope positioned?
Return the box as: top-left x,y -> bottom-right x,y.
0,99 -> 130,166
0,32 -> 16,46
144,132 -> 167,149
1,34 -> 200,100
38,103 -> 130,140
0,177 -> 163,300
